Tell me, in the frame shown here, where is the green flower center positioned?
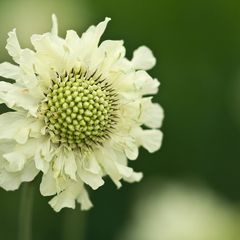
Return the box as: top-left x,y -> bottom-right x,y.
41,69 -> 118,150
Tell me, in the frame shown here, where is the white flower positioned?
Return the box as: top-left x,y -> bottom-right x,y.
119,182 -> 240,240
0,15 -> 163,211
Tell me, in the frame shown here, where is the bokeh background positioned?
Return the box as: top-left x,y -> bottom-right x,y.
0,0 -> 240,239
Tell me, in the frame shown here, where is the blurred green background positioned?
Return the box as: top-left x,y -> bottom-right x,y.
1,0 -> 240,239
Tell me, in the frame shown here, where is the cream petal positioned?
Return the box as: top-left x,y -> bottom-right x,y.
0,112 -> 27,143
0,140 -> 15,153
0,171 -> 21,190
34,137 -> 52,173
96,146 -> 122,187
0,161 -> 39,191
116,163 -> 133,178
0,62 -> 20,80
49,182 -> 86,212
124,171 -> 143,183
65,30 -> 80,48
77,187 -> 93,210
0,81 -> 16,104
131,46 -> 156,70
52,149 -> 64,178
115,70 -> 159,98
3,138 -> 39,172
92,40 -> 125,73
76,155 -> 104,190
40,169 -> 57,196
64,151 -> 77,180
114,72 -> 136,99
78,17 -> 111,60
113,58 -> 133,73
3,152 -> 26,172
124,137 -> 139,160
114,150 -> 128,165
31,32 -> 63,53
120,97 -> 163,129
51,14 -> 58,36
0,51 -> 37,88
65,30 -> 81,57
31,30 -> 65,74
6,29 -> 22,64
82,17 -> 111,46
53,147 -> 77,180
135,70 -> 160,95
0,112 -> 43,144
49,189 -> 76,212
119,99 -> 142,124
82,153 -> 102,174
141,98 -> 164,128
18,49 -> 39,88
134,128 -> 163,153
0,81 -> 43,115
78,168 -> 104,190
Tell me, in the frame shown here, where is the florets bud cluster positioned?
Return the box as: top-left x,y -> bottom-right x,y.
41,69 -> 118,149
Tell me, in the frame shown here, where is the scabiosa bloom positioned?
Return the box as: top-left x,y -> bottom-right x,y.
0,15 -> 163,211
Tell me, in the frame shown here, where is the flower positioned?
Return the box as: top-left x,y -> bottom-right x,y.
0,15 -> 163,211
118,182 -> 240,240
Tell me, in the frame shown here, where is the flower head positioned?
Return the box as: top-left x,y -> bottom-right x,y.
0,15 -> 163,211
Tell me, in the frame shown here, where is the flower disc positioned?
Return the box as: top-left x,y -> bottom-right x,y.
42,69 -> 118,149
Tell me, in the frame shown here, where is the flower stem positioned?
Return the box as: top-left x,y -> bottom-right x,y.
62,209 -> 87,240
18,182 -> 34,240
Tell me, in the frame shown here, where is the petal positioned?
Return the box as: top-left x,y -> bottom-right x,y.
135,70 -> 160,95
53,147 -> 77,180
40,169 -> 57,196
116,163 -> 133,178
131,46 -> 156,70
76,155 -> 104,190
77,168 -> 104,190
17,49 -> 39,88
65,30 -> 81,55
1,50 -> 37,89
78,17 -> 111,60
51,14 -> 58,36
0,161 -> 39,191
0,81 -> 43,115
49,182 -> 87,212
3,152 -> 26,172
64,151 -> 77,180
96,146 -> 122,187
0,112 -> 43,144
30,33 -> 66,73
114,150 -> 128,165
34,137 -> 52,173
134,128 -> 163,153
112,58 -> 133,74
92,40 -> 126,73
31,33 -> 62,56
49,188 -> 76,212
141,98 -> 164,128
2,138 -> 40,172
77,187 -> 93,211
6,29 -> 21,63
123,137 -> 139,160
82,153 -> 102,174
124,171 -> 143,183
0,62 -> 20,80
82,17 -> 110,46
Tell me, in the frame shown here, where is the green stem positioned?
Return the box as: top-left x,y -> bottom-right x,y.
18,183 -> 34,240
62,209 -> 86,240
